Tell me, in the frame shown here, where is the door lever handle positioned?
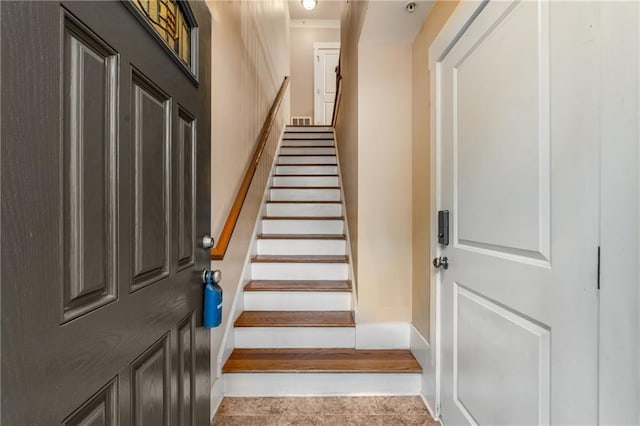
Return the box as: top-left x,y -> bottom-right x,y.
433,256 -> 449,270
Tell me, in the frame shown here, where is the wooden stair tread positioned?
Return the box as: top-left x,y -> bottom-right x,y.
284,131 -> 333,134
281,145 -> 335,148
262,216 -> 344,220
284,130 -> 332,133
271,186 -> 340,190
277,163 -> 337,167
280,146 -> 335,149
244,280 -> 352,292
257,234 -> 346,240
252,255 -> 348,263
273,174 -> 338,177
282,136 -> 333,141
279,154 -> 336,157
234,311 -> 355,327
222,348 -> 422,373
267,201 -> 341,204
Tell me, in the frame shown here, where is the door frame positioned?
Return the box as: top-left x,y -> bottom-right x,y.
597,3 -> 640,424
313,42 -> 340,125
427,1 -> 640,423
427,1 -> 490,417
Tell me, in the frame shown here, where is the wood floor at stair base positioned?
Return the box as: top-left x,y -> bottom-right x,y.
222,373 -> 421,397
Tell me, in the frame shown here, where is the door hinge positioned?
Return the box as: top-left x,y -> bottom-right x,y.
597,246 -> 601,290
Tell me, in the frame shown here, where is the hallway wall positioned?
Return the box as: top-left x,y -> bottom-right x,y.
209,0 -> 290,237
334,0 -> 368,289
357,43 -> 413,323
205,0 -> 291,413
335,0 -> 461,328
290,25 -> 340,119
336,0 -> 422,324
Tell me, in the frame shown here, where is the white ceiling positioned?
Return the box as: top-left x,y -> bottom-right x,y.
360,0 -> 434,44
288,0 -> 345,20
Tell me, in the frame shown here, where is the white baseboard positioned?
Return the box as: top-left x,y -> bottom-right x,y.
410,325 -> 429,369
223,372 -> 421,396
210,377 -> 224,419
410,325 -> 438,420
355,323 -> 410,349
419,393 -> 440,423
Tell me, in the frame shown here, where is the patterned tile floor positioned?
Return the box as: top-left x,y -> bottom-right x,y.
212,396 -> 439,425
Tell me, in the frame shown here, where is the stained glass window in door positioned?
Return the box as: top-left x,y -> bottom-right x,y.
132,0 -> 192,67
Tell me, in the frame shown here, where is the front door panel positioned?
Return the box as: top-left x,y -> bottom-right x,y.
1,1 -> 211,424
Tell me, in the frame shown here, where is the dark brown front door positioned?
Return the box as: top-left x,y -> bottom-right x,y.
1,1 -> 211,424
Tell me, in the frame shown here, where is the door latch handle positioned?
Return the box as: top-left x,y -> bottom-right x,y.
201,235 -> 215,250
433,256 -> 449,270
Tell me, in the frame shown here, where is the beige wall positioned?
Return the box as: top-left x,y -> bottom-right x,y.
410,0 -> 458,336
209,0 -> 290,236
290,26 -> 340,119
205,0 -> 290,406
335,0 -> 368,286
336,1 -> 413,324
357,44 -> 413,323
337,0 -> 458,327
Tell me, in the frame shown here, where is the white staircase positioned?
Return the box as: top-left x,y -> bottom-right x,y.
222,126 -> 421,396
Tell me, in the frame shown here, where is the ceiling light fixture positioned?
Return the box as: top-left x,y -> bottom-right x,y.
301,0 -> 317,11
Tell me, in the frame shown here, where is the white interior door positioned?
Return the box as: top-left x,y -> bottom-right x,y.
314,45 -> 340,125
433,2 -> 599,424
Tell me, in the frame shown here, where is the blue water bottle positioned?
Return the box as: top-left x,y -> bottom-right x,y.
202,269 -> 222,328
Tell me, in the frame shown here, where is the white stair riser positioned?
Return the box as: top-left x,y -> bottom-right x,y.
234,327 -> 355,349
266,203 -> 342,217
281,140 -> 334,147
273,176 -> 339,187
279,156 -> 337,165
280,147 -> 336,155
251,262 -> 348,280
257,239 -> 346,256
286,126 -> 332,132
223,373 -> 421,396
262,219 -> 344,235
283,133 -> 334,140
270,188 -> 340,202
276,165 -> 338,175
244,291 -> 351,311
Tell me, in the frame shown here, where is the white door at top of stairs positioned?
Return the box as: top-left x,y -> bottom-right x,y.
314,42 -> 340,126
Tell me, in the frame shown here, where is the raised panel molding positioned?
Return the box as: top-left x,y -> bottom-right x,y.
62,15 -> 118,323
62,377 -> 118,426
131,69 -> 171,292
453,283 -> 550,425
130,333 -> 171,426
177,108 -> 196,269
452,1 -> 550,267
177,313 -> 196,426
